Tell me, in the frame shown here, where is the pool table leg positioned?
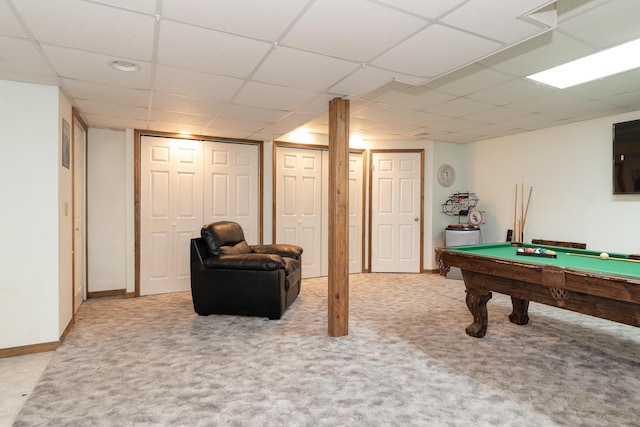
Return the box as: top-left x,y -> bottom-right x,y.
465,291 -> 492,338
509,297 -> 530,325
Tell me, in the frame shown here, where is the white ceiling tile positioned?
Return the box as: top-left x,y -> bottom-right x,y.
371,89 -> 456,111
429,117 -> 483,132
425,97 -> 495,117
90,0 -> 158,14
467,78 -> 552,105
0,36 -> 55,75
542,100 -> 621,120
602,90 -> 640,109
216,104 -> 290,123
157,21 -> 271,78
209,117 -> 266,132
76,99 -> 148,120
151,92 -> 222,116
42,45 -> 152,89
0,68 -> 60,86
426,64 -> 513,96
161,0 -> 309,41
366,122 -> 421,135
281,0 -> 427,62
558,0 -> 640,48
154,66 -> 245,101
328,66 -> 403,98
83,113 -> 147,131
479,31 -> 594,76
441,0 -> 553,44
464,106 -> 531,122
565,68 -> 640,100
0,2 -> 27,37
505,91 -> 591,114
150,109 -> 211,127
233,81 -> 317,111
13,0 -> 156,60
62,79 -> 149,106
372,24 -> 503,78
276,111 -> 326,127
253,46 -> 359,91
352,103 -> 418,122
376,0 -> 467,20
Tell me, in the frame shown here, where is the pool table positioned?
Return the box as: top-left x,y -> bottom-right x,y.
436,243 -> 640,338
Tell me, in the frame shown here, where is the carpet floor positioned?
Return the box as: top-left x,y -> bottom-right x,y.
13,274 -> 640,426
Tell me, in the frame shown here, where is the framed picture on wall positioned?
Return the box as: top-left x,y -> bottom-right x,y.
62,118 -> 70,169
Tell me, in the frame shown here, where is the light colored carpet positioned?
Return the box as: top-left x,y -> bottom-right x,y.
13,274 -> 640,426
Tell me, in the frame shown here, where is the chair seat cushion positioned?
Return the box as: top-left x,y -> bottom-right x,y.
203,254 -> 285,271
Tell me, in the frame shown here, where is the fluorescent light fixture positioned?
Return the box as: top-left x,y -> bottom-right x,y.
527,38 -> 640,88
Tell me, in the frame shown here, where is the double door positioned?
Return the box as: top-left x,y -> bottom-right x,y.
140,136 -> 259,295
275,146 -> 363,278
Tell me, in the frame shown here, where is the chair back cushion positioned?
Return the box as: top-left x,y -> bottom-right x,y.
201,221 -> 251,255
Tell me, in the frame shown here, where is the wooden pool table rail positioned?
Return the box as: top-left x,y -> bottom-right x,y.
437,247 -> 640,338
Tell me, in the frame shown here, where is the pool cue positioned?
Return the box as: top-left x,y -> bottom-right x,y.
521,186 -> 533,232
513,184 -> 518,242
520,183 -> 524,241
566,253 -> 640,263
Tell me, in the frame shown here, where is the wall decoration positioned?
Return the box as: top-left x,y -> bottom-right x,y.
62,118 -> 70,169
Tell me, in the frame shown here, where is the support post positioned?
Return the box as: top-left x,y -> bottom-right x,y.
328,98 -> 349,337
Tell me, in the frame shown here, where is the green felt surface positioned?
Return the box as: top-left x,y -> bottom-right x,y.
446,243 -> 640,278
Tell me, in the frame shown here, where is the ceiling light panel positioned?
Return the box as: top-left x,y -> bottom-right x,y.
527,38 -> 640,88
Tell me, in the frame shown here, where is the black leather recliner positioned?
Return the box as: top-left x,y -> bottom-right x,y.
190,221 -> 303,319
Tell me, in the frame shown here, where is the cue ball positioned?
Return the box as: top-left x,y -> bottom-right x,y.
600,252 -> 609,260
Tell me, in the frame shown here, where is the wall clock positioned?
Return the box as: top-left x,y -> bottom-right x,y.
437,164 -> 456,187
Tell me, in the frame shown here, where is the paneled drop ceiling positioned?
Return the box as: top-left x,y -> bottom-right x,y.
1,0 -> 639,143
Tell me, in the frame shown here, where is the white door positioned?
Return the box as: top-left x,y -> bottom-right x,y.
276,147 -> 323,278
72,120 -> 87,313
321,151 -> 363,275
347,153 -> 364,274
371,151 -> 422,273
140,137 -> 203,295
202,141 -> 259,244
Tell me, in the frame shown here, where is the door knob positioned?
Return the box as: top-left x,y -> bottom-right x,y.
414,217 -> 419,222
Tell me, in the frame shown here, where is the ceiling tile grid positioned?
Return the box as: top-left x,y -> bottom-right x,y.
0,0 -> 638,143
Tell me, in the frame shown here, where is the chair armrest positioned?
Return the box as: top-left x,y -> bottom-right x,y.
202,254 -> 285,271
251,244 -> 303,260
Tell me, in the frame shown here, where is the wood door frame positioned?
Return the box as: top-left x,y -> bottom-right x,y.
134,130 -> 264,297
368,149 -> 425,273
272,141 -> 366,273
71,108 -> 88,321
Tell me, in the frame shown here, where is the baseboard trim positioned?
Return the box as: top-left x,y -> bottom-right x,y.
87,289 -> 127,299
0,341 -> 59,359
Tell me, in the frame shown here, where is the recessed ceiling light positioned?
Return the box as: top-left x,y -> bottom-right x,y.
109,60 -> 139,72
527,38 -> 640,88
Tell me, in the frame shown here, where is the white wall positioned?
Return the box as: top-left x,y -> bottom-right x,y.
467,111 -> 640,254
87,128 -> 128,292
58,90 -> 74,335
0,81 -> 62,349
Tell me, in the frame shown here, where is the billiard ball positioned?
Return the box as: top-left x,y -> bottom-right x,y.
600,252 -> 610,260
